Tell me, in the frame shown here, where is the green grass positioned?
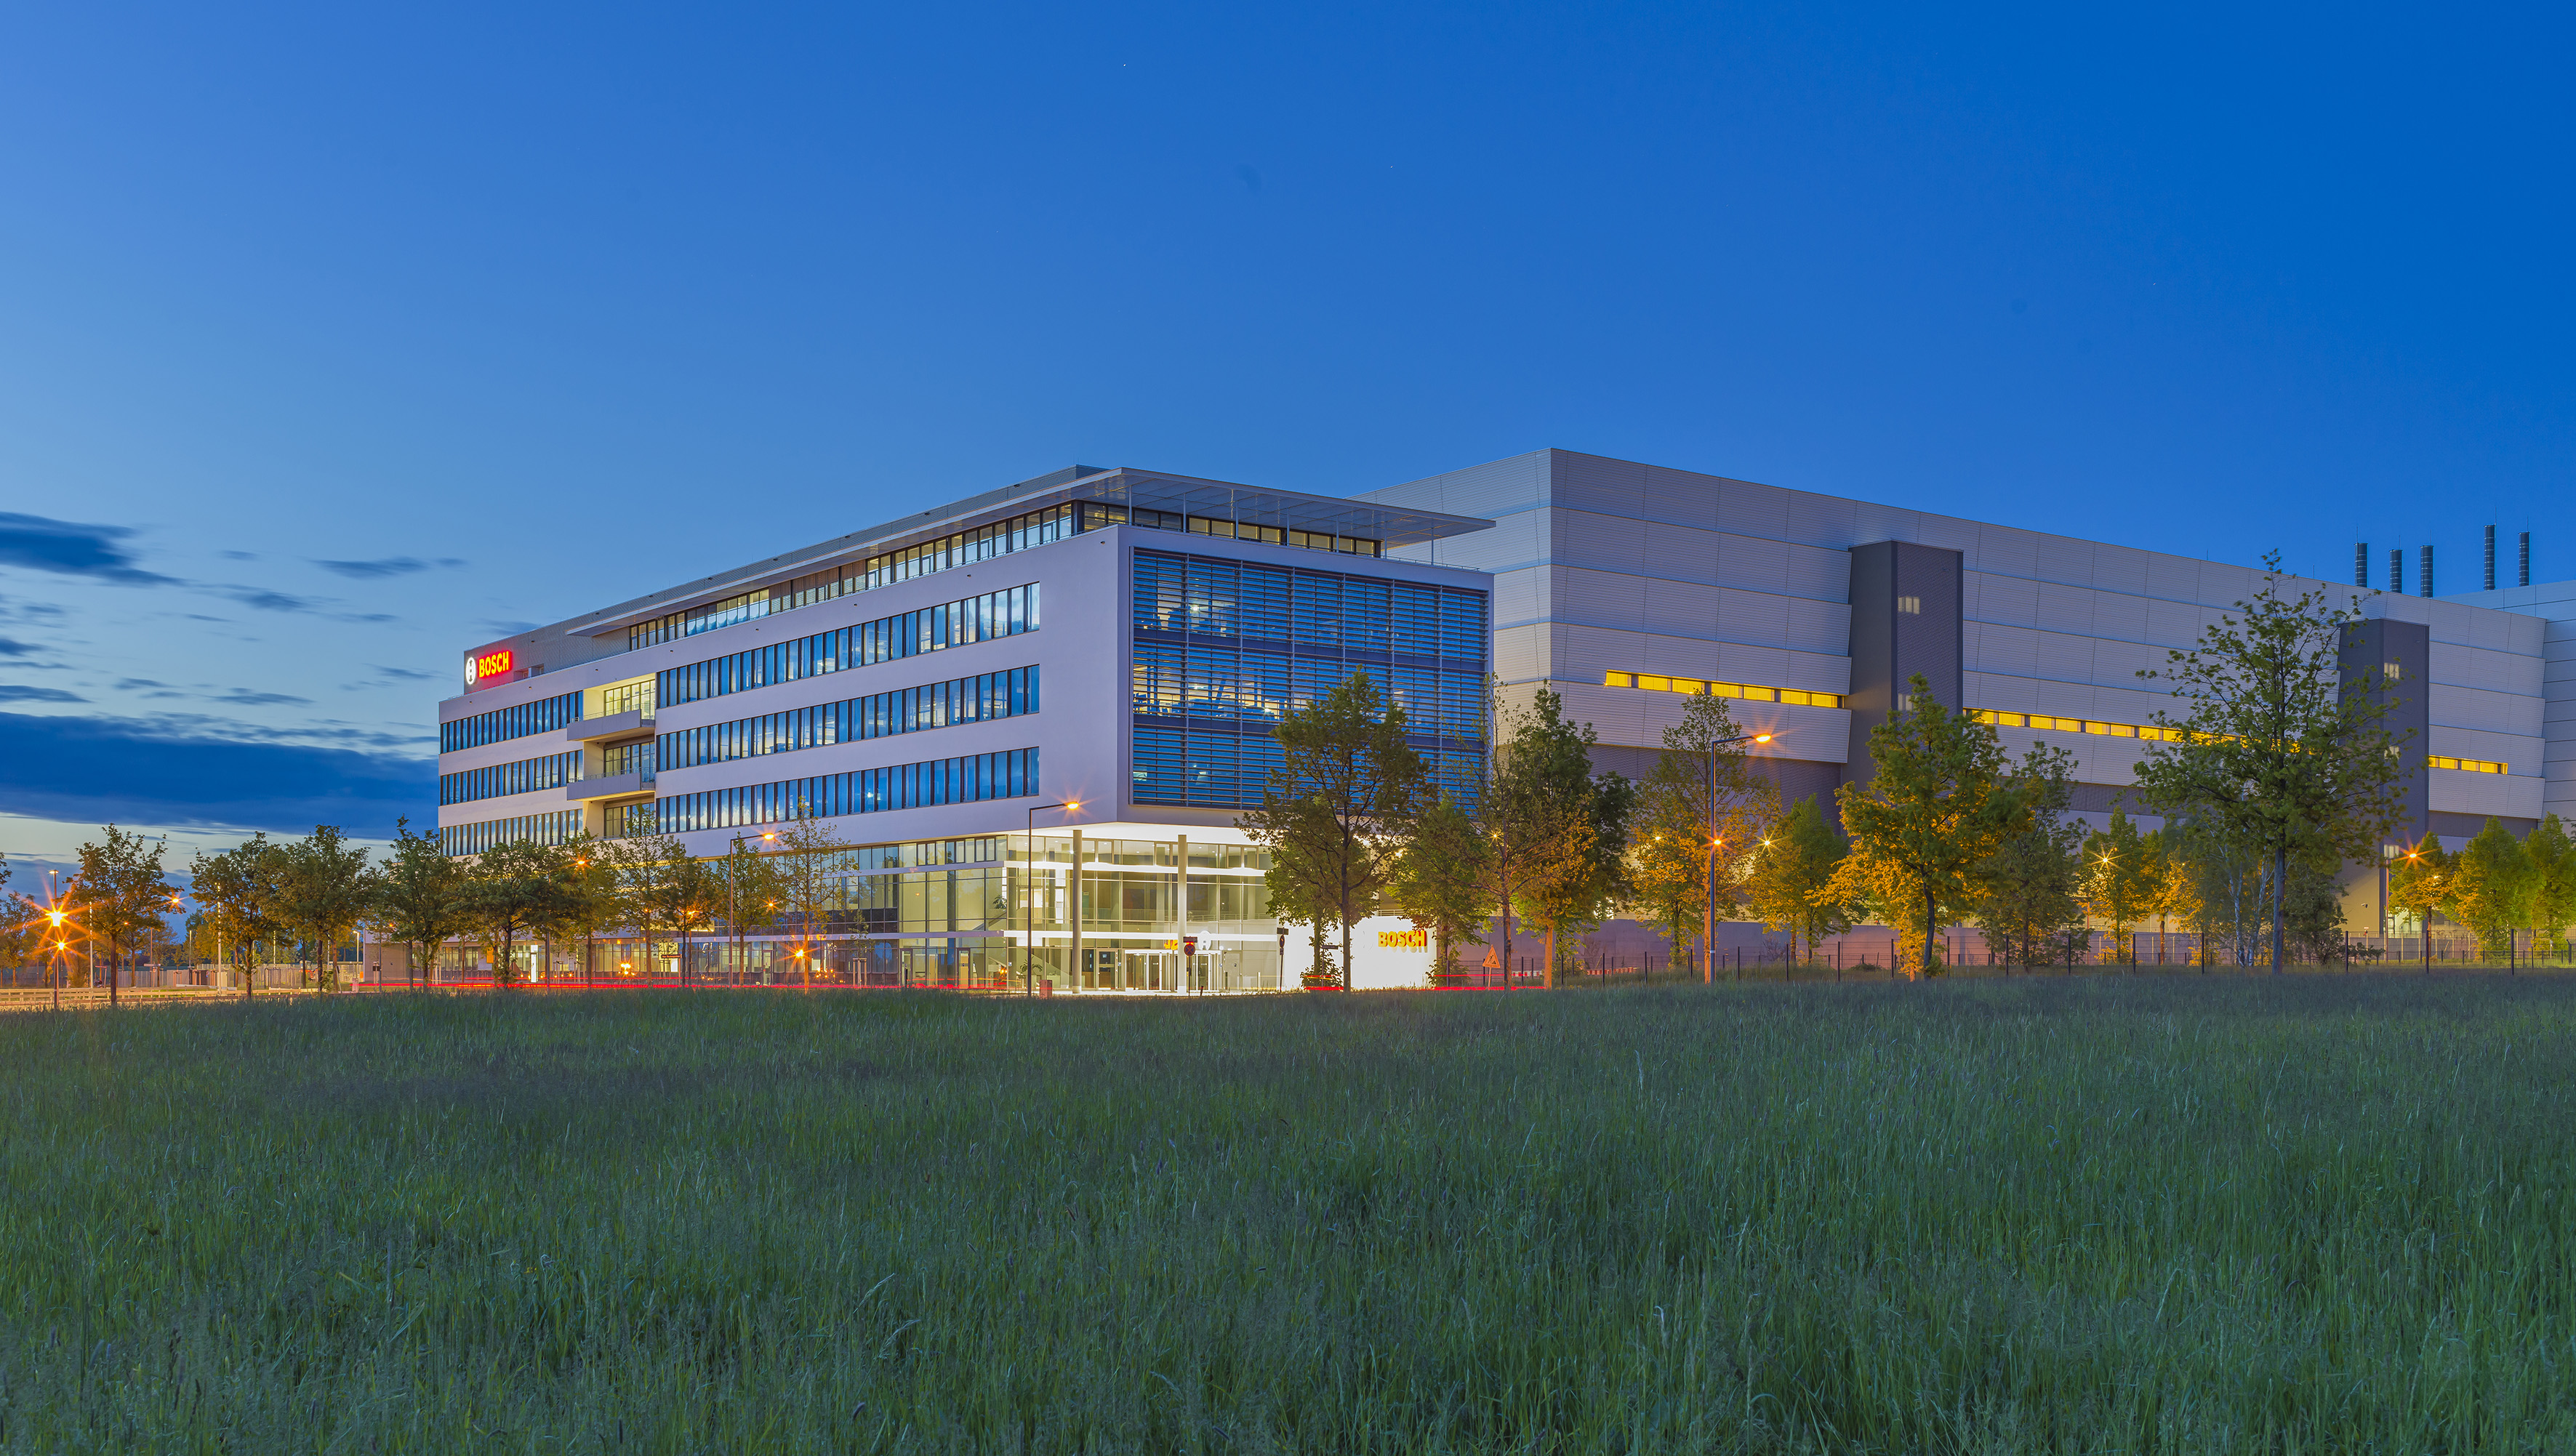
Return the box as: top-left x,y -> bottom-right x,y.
4,979 -> 2575,1452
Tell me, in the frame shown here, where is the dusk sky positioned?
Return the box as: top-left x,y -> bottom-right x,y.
3,1 -> 2570,877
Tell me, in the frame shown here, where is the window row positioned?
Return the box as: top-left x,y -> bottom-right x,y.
1132,649 -> 1486,739
627,507 -> 1076,650
1968,708 -> 2511,773
659,666 -> 1039,771
438,751 -> 583,805
439,690 -> 584,754
655,747 -> 1041,834
1602,672 -> 1845,709
1076,503 -> 1381,556
1133,552 -> 1485,661
657,584 -> 1039,708
439,809 -> 582,857
1131,723 -> 1484,811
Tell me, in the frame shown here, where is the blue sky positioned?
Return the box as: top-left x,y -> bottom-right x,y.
2,1 -> 2570,879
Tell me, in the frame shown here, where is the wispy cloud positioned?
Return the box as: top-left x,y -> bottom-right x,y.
314,557 -> 427,579
0,512 -> 177,585
0,685 -> 84,704
212,689 -> 312,707
373,665 -> 438,681
0,637 -> 41,657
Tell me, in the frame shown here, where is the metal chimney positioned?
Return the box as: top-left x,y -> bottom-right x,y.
2420,544 -> 2435,598
2521,531 -> 2532,587
2390,547 -> 2404,595
2355,542 -> 2370,587
2485,525 -> 2497,590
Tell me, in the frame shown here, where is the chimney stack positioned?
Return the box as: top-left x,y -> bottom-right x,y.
2391,547 -> 2404,595
2355,542 -> 2370,587
2421,544 -> 2435,598
2485,525 -> 2497,591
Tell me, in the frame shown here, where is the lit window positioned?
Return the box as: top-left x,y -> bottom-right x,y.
1897,595 -> 1922,614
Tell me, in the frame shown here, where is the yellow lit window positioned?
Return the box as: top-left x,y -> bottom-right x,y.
1604,672 -> 1634,688
1638,674 -> 1672,692
1671,677 -> 1706,695
1606,672 -> 1842,709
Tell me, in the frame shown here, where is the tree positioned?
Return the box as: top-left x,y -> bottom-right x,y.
75,826 -> 180,1007
2130,555 -> 2411,974
1970,747 -> 2086,970
714,834 -> 790,985
368,818 -> 470,989
275,825 -> 377,992
2388,840 -> 2451,967
1493,688 -> 1632,989
2447,817 -> 2535,963
1384,792 -> 1490,984
2525,815 -> 2576,959
768,817 -> 856,988
1627,693 -> 1777,978
460,840 -> 569,989
2079,810 -> 2158,964
1742,795 -> 1852,965
0,852 -> 39,983
1240,672 -> 1428,991
1259,795 -> 1345,989
553,835 -> 632,986
626,834 -> 721,986
2143,827 -> 2199,965
188,834 -> 284,999
1837,675 -> 2033,978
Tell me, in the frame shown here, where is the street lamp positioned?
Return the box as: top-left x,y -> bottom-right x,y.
1024,800 -> 1081,996
1701,731 -> 1772,984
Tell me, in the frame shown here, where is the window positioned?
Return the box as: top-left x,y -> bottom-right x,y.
440,691 -> 584,753
1897,595 -> 1922,615
655,747 -> 1040,833
438,751 -> 583,805
440,810 -> 581,857
659,667 -> 1038,771
658,584 -> 1038,709
1601,671 -> 1843,709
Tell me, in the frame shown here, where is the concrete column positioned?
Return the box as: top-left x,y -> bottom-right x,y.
1070,829 -> 1084,990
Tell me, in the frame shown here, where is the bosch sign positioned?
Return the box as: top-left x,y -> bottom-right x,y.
465,648 -> 513,687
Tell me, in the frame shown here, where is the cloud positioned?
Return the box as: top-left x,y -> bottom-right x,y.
217,586 -> 321,614
0,685 -> 85,704
115,677 -> 169,689
218,550 -> 258,561
0,711 -> 432,836
373,665 -> 438,681
212,689 -> 312,707
0,637 -> 39,657
0,512 -> 178,585
314,556 -> 428,579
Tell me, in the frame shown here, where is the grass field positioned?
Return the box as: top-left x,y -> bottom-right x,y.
4,979 -> 2574,1453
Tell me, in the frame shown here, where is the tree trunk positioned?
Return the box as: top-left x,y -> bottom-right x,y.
2270,847 -> 2287,975
1544,925 -> 1557,991
1922,890 -> 1939,979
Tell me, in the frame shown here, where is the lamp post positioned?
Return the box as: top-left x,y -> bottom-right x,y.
1701,731 -> 1772,984
1023,800 -> 1080,996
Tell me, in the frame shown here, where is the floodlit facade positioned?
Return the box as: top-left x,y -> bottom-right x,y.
436,467 -> 1496,991
1362,449 -> 2566,938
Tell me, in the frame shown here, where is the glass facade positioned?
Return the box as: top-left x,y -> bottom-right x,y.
627,507 -> 1075,650
657,584 -> 1038,709
440,690 -> 584,752
655,746 -> 1039,834
440,810 -> 582,856
439,750 -> 582,805
1130,550 -> 1488,809
658,666 -> 1037,771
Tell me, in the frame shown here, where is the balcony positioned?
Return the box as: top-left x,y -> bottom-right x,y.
569,709 -> 654,744
566,772 -> 651,802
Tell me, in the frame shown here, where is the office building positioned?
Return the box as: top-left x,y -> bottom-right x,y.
437,467 -> 1496,991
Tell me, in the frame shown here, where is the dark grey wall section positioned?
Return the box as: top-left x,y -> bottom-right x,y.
1842,541 -> 1965,795
2340,617 -> 2430,842
2428,811 -> 2537,838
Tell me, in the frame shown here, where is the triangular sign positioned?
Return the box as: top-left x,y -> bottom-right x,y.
1481,947 -> 1501,970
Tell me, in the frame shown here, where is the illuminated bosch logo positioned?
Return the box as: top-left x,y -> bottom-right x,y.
466,648 -> 513,685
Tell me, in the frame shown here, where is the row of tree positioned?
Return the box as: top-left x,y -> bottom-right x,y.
1254,555 -> 2439,981
2391,817 -> 2576,961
